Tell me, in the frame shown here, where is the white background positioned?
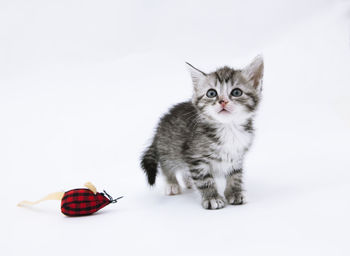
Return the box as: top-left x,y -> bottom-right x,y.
1,0 -> 350,255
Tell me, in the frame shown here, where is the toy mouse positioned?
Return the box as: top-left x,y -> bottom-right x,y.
18,182 -> 123,216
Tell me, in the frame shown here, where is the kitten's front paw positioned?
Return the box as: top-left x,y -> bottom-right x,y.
165,184 -> 181,196
225,192 -> 244,205
201,196 -> 225,210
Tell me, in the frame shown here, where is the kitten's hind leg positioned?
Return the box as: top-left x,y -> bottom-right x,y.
165,183 -> 181,196
160,161 -> 181,196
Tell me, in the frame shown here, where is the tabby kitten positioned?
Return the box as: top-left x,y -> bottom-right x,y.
141,56 -> 264,209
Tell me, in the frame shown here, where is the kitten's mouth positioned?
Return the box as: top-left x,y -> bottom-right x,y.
218,109 -> 230,114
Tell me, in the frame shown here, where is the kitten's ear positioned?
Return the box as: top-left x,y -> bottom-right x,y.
186,62 -> 207,86
242,55 -> 264,89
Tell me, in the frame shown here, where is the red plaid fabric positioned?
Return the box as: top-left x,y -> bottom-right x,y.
61,189 -> 111,216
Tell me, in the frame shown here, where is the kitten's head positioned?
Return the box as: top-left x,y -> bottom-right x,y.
187,56 -> 264,124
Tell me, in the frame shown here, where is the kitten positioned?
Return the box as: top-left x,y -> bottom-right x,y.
141,56 -> 263,210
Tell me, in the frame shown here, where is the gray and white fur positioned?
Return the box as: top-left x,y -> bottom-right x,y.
141,56 -> 264,210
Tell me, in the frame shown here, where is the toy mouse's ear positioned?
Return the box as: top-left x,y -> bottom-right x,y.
84,182 -> 97,194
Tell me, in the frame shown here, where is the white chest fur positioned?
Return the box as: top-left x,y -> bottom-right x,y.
211,123 -> 253,175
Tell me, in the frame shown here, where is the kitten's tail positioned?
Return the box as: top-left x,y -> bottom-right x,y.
141,140 -> 158,186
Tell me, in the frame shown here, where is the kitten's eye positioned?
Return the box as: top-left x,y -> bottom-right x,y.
231,88 -> 243,97
206,89 -> 217,98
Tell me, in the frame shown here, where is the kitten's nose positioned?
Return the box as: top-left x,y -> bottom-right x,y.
219,99 -> 228,107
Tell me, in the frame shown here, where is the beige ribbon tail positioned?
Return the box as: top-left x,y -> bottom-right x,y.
17,192 -> 65,207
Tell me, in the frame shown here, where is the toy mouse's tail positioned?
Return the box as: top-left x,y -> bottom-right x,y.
17,192 -> 65,207
141,140 -> 158,186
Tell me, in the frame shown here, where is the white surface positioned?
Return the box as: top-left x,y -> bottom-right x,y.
1,1 -> 350,255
